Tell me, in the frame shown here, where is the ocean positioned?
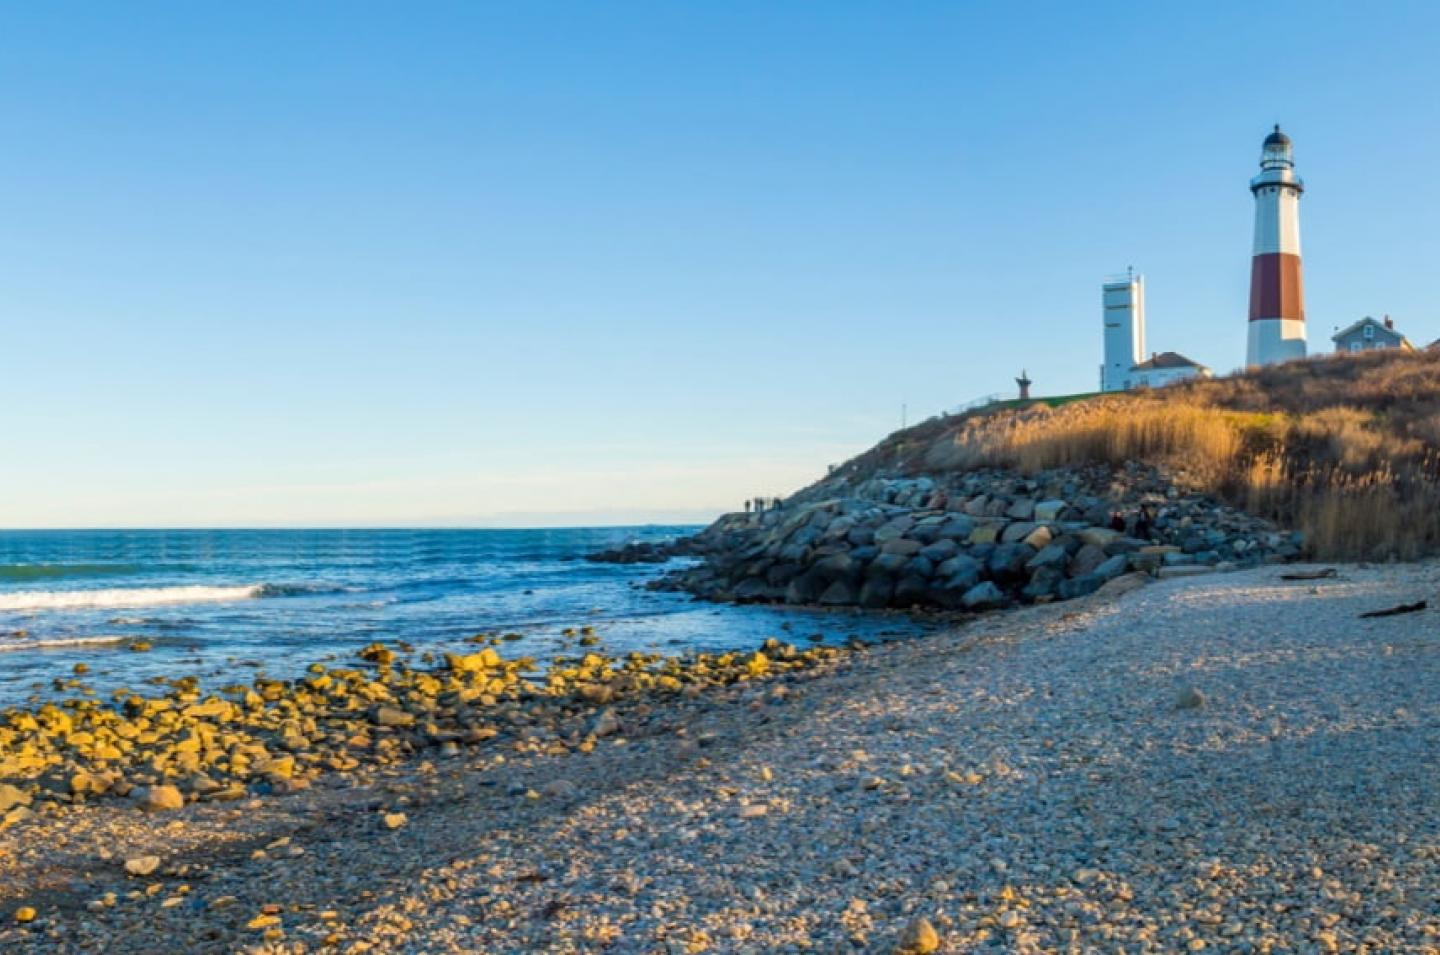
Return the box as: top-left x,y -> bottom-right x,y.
0,528 -> 930,706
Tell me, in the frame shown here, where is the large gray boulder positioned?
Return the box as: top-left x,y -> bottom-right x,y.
880,538 -> 924,557
919,539 -> 959,563
1068,543 -> 1109,578
894,574 -> 932,606
817,579 -> 857,606
1026,543 -> 1069,572
1023,566 -> 1064,600
858,576 -> 894,608
1095,554 -> 1131,580
1033,499 -> 1067,522
961,581 -> 1007,610
1005,498 -> 1036,520
784,570 -> 827,604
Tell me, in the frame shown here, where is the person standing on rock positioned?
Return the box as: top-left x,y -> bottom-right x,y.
744,499 -> 752,514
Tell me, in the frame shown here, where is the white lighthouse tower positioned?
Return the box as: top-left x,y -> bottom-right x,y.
1101,270 -> 1145,392
1247,125 -> 1307,366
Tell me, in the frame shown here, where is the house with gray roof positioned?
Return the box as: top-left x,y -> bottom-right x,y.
1332,316 -> 1414,355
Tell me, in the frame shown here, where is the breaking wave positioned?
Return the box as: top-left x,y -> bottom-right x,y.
0,634 -> 130,652
0,585 -> 264,612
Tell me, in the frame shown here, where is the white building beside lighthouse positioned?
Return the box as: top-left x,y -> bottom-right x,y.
1247,125 -> 1308,366
1101,271 -> 1145,392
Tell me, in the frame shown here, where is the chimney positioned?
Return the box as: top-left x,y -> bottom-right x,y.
1384,314 -> 1394,330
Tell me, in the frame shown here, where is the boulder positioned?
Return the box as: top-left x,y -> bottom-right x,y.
894,575 -> 933,606
847,526 -> 876,547
1058,574 -> 1103,599
1033,499 -> 1067,522
968,524 -> 1002,545
1005,498 -> 1036,520
812,552 -> 858,580
931,515 -> 970,539
1023,567 -> 1064,600
1095,554 -> 1132,579
858,577 -> 894,609
880,538 -> 924,557
905,556 -> 935,578
1068,543 -> 1109,577
1078,527 -> 1121,548
868,553 -> 911,576
961,581 -> 1007,610
988,542 -> 1035,579
1026,543 -> 1069,572
1001,521 -> 1037,544
919,538 -> 959,563
785,570 -> 827,604
817,580 -> 857,606
1022,525 -> 1053,550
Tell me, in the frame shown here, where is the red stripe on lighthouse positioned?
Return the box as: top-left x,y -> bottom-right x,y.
1248,252 -> 1305,322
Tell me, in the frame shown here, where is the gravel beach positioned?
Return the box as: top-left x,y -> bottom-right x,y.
3,562 -> 1438,953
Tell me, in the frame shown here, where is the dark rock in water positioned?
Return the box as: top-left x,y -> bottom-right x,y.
894,574 -> 933,606
733,578 -> 775,602
813,552 -> 859,580
858,576 -> 894,609
818,579 -> 857,606
785,570 -> 827,605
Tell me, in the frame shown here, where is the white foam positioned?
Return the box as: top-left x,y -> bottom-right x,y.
0,584 -> 262,612
0,635 -> 129,652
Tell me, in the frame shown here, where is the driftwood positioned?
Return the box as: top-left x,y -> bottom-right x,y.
1281,568 -> 1338,581
1359,600 -> 1428,619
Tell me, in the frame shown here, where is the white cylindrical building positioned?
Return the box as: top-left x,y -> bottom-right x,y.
1101,271 -> 1145,392
1247,125 -> 1307,366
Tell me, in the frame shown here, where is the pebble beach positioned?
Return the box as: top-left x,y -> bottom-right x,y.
2,562 -> 1438,953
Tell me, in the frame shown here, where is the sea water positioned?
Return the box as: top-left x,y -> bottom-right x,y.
0,529 -> 931,705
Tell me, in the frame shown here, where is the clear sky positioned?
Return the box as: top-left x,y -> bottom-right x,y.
3,1 -> 1438,527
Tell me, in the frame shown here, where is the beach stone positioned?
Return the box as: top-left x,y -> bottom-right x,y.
1175,686 -> 1206,710
1022,525 -> 1053,550
1005,498 -> 1036,520
370,705 -> 416,728
895,916 -> 941,953
1078,527 -> 1121,547
382,812 -> 408,830
132,785 -> 184,812
0,784 -> 31,813
124,856 -> 161,877
588,708 -> 622,738
880,539 -> 923,557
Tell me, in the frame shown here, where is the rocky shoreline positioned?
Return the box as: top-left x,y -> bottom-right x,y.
599,464 -> 1302,611
2,561 -> 1437,952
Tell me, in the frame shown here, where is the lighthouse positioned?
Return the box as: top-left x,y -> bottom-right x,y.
1247,125 -> 1307,367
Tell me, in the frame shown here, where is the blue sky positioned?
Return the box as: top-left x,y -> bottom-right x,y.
3,2 -> 1438,526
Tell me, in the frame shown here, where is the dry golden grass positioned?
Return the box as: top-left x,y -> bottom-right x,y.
904,350 -> 1440,560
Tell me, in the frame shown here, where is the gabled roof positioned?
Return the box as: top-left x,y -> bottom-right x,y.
1331,315 -> 1407,343
1131,351 -> 1207,371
